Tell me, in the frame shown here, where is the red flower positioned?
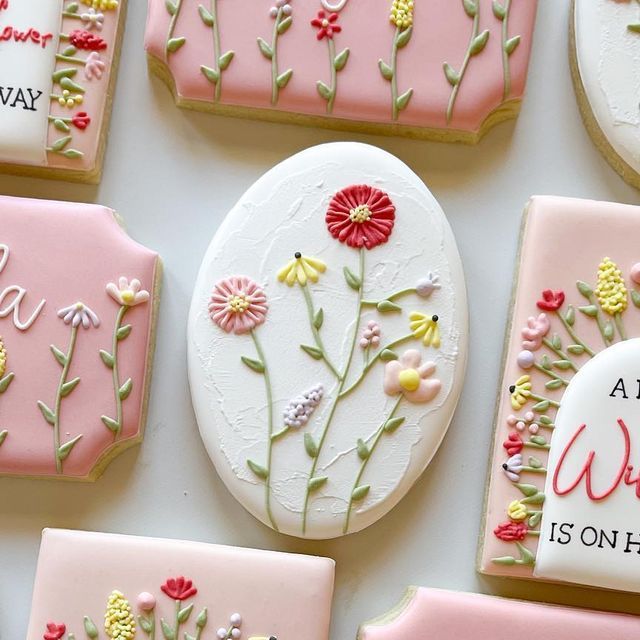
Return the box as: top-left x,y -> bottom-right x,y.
44,622 -> 66,640
310,11 -> 342,40
536,289 -> 565,311
326,185 -> 395,250
161,576 -> 197,601
503,432 -> 524,456
72,112 -> 91,130
69,29 -> 107,51
494,521 -> 528,542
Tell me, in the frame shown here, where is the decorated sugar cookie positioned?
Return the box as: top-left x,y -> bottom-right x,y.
0,196 -> 161,481
479,196 -> 640,594
27,529 -> 335,640
188,142 -> 468,539
359,588 -> 640,639
145,0 -> 538,143
0,0 -> 126,183
571,0 -> 640,189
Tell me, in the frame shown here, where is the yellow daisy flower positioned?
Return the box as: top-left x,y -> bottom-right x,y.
408,312 -> 440,348
507,500 -> 528,522
277,253 -> 326,287
595,257 -> 628,315
509,375 -> 532,410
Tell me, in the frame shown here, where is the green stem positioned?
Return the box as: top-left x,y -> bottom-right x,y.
48,115 -> 72,124
339,333 -> 415,399
614,313 -> 627,341
501,0 -> 512,99
361,288 -> 416,307
533,362 -> 569,386
211,0 -> 222,101
302,248 -> 365,535
343,396 -> 402,534
556,311 -> 595,357
271,8 -> 281,105
166,0 -> 184,55
521,466 -> 547,474
528,530 -> 541,537
542,338 -> 578,372
530,393 -> 560,408
446,7 -> 480,123
391,26 -> 400,120
251,329 -> 278,531
109,305 -> 129,440
302,284 -> 341,380
174,600 -> 181,640
55,54 -> 85,64
327,37 -> 337,114
524,441 -> 550,451
586,292 -> 612,346
54,325 -> 78,474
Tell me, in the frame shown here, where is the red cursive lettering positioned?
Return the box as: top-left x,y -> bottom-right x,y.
0,26 -> 54,49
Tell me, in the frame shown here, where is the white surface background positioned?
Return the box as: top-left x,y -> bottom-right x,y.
2,1 -> 640,638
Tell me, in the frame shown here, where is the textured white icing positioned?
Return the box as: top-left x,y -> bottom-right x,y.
188,142 -> 468,539
536,339 -> 640,592
0,0 -> 62,164
575,0 -> 640,174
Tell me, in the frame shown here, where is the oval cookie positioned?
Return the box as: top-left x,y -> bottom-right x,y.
188,142 -> 468,539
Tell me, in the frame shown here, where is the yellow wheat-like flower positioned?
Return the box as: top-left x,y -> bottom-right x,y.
389,0 -> 414,28
595,257 -> 628,315
104,590 -> 136,640
82,0 -> 119,9
0,338 -> 7,379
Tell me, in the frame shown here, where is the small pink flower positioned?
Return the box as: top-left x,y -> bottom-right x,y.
383,350 -> 441,403
84,51 -> 106,80
209,276 -> 268,335
521,313 -> 550,351
359,320 -> 380,349
137,592 -> 156,611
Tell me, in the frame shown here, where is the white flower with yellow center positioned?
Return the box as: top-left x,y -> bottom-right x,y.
58,302 -> 100,329
106,277 -> 150,307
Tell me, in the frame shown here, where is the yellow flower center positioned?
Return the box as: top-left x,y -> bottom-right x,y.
229,294 -> 250,314
121,290 -> 135,304
75,302 -> 84,310
399,368 -> 420,392
349,204 -> 372,223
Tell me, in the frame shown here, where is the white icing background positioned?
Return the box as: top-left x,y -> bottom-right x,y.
2,1 -> 640,638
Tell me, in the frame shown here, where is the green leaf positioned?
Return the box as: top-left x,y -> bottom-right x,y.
301,344 -> 323,360
533,400 -> 549,412
396,25 -> 413,48
196,607 -> 208,629
530,435 -> 547,446
521,491 -> 545,506
396,88 -> 414,111
219,50 -> 235,70
53,118 -> 71,133
304,433 -> 318,458
0,372 -> 14,393
62,149 -> 83,160
37,401 -> 56,426
178,604 -> 194,623
200,65 -> 220,83
117,324 -> 132,340
313,308 -> 324,329
276,68 -> 293,88
60,76 -> 85,93
83,616 -> 99,639
356,438 -> 369,460
0,430 -> 7,447
198,4 -> 214,25
553,360 -> 572,370
516,542 -> 536,566
380,349 -> 398,362
377,300 -> 402,313
443,62 -> 460,86
632,290 -> 640,308
100,350 -> 115,368
160,619 -> 175,640
67,2 -> 79,13
51,136 -> 72,152
101,415 -> 120,433
138,616 -> 153,634
119,378 -> 133,400
567,344 -> 584,355
167,37 -> 186,53
540,355 -> 552,371
551,334 -> 561,350
277,15 -> 293,34
60,377 -> 80,397
352,485 -> 370,501
316,80 -> 332,101
378,59 -> 393,81
62,45 -> 77,57
463,0 -> 477,18
165,0 -> 177,15
515,483 -> 538,497
384,416 -> 405,433
604,321 -> 615,341
334,47 -> 350,71
492,555 -> 516,566
576,280 -> 593,297
578,304 -> 598,318
343,266 -> 361,290
565,305 -> 575,326
57,434 -> 82,462
185,635 -> 196,640
545,379 -> 562,390
470,30 -> 490,55
241,356 -> 265,373
257,37 -> 273,59
539,415 -> 552,426
528,511 -> 542,527
529,456 -> 542,469
247,459 -> 269,480
308,476 -> 328,492
505,35 -> 521,55
492,0 -> 506,19
628,22 -> 640,33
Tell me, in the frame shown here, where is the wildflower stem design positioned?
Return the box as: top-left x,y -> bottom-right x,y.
258,2 -> 294,106
493,0 -> 521,100
199,0 -> 235,101
541,338 -> 578,372
165,0 -> 186,54
362,287 -> 416,308
0,338 -> 14,449
443,0 -> 490,124
343,395 -> 403,533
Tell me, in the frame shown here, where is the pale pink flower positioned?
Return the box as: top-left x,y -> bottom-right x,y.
106,277 -> 150,307
383,349 -> 441,403
58,302 -> 100,329
209,276 -> 268,335
84,51 -> 106,80
521,313 -> 550,351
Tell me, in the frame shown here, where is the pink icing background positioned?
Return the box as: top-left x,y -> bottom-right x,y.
359,588 -> 640,638
27,529 -> 335,640
145,0 -> 537,132
0,196 -> 159,479
479,196 -> 640,579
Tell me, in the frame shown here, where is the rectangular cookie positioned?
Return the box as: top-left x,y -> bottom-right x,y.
0,0 -> 126,183
27,529 -> 335,640
479,196 -> 640,594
